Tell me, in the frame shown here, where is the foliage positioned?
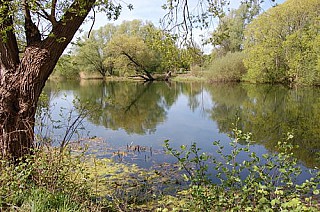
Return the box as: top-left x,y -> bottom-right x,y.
105,21 -> 202,80
210,2 -> 260,56
0,148 -> 98,211
106,34 -> 158,80
203,2 -> 258,83
244,0 -> 320,85
144,28 -> 180,73
164,122 -> 320,211
53,54 -> 79,79
204,51 -> 247,82
145,28 -> 203,73
68,20 -> 203,80
72,24 -> 117,77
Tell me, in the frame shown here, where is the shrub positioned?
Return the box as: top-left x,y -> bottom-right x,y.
163,121 -> 320,211
204,51 -> 247,82
52,54 -> 79,79
0,148 -> 100,211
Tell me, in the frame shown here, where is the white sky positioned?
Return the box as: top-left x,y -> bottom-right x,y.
81,1 -> 165,32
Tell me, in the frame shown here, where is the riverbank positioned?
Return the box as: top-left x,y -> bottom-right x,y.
50,72 -> 207,82
171,73 -> 206,82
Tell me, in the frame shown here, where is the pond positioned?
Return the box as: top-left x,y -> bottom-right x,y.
39,80 -> 320,173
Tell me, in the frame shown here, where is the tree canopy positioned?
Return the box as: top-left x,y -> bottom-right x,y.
73,24 -> 117,77
244,0 -> 320,84
58,20 -> 202,80
210,1 -> 260,56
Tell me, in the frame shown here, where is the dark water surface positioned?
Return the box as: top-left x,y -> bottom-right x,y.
40,80 -> 320,173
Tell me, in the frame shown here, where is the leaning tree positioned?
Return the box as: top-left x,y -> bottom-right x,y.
0,0 -> 272,160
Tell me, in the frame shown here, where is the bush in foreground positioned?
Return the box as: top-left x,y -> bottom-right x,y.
0,148 -> 100,211
163,125 -> 320,211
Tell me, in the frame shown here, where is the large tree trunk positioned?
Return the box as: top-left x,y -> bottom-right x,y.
0,46 -> 54,159
0,82 -> 36,159
0,0 -> 96,160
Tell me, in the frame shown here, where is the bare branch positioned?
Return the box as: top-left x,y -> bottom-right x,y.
121,51 -> 154,80
88,7 -> 96,38
35,1 -> 58,26
161,0 -> 231,45
183,0 -> 193,40
51,0 -> 57,19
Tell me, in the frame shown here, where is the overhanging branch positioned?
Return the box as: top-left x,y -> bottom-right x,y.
51,0 -> 57,20
121,51 -> 154,80
34,2 -> 58,27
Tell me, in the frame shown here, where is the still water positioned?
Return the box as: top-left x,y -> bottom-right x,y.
39,80 -> 320,170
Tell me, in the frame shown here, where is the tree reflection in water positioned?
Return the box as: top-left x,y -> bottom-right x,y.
44,80 -> 320,168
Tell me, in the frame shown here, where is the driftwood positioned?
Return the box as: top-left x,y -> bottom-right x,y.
165,71 -> 172,81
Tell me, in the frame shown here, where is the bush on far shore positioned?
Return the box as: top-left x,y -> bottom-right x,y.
203,51 -> 247,82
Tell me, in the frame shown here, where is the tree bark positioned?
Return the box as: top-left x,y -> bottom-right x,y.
0,44 -> 64,159
0,0 -> 96,160
121,52 -> 155,81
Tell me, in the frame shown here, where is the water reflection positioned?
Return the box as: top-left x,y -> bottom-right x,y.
75,81 -> 174,134
206,83 -> 320,167
43,80 -> 320,168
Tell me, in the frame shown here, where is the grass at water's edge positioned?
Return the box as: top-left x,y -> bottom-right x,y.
50,71 -> 208,83
171,73 -> 206,82
0,147 -> 185,212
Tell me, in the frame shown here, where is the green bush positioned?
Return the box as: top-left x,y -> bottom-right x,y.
0,145 -> 181,211
204,51 -> 247,82
52,54 -> 79,79
164,121 -> 320,211
0,148 -> 100,211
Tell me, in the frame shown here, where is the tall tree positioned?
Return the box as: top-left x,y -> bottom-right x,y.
73,24 -> 117,77
210,2 -> 260,56
107,34 -> 157,80
244,0 -> 320,84
0,0 -> 122,159
105,21 -> 193,80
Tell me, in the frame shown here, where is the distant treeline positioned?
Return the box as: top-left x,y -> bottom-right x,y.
55,0 -> 320,85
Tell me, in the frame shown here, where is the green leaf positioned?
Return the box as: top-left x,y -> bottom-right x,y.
271,199 -> 280,206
